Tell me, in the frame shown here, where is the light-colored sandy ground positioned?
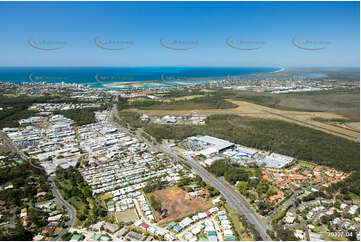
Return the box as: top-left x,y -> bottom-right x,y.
345,122 -> 360,132
171,95 -> 205,101
171,146 -> 187,154
125,100 -> 360,142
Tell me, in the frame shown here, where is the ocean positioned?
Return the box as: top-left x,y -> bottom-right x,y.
0,66 -> 282,89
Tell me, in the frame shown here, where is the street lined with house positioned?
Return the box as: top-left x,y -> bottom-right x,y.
0,83 -> 358,241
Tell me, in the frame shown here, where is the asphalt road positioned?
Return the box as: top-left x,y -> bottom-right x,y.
133,128 -> 272,241
269,193 -> 298,220
111,103 -> 272,240
50,178 -> 76,241
284,217 -> 310,241
0,132 -> 28,160
8,208 -> 15,229
0,131 -> 76,241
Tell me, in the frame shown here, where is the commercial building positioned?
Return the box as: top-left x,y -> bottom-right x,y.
184,136 -> 234,157
258,153 -> 294,168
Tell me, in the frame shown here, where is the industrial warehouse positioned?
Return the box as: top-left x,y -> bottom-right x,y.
178,135 -> 296,169
180,135 -> 235,157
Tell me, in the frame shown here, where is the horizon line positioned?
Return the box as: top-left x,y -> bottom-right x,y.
0,66 -> 359,68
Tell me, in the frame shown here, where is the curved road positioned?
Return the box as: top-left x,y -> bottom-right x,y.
50,178 -> 76,241
0,131 -> 76,240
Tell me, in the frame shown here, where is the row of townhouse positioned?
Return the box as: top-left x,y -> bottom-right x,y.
217,210 -> 236,240
29,103 -> 100,112
134,220 -> 175,241
136,193 -> 155,221
168,207 -> 220,233
90,168 -> 169,194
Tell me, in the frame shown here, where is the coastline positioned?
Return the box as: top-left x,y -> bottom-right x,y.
0,66 -> 283,90
269,67 -> 285,74
100,67 -> 284,89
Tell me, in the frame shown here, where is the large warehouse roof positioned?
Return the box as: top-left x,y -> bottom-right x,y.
258,153 -> 294,168
194,135 -> 235,151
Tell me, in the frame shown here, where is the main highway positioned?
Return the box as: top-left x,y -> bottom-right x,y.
140,131 -> 272,240
111,101 -> 271,240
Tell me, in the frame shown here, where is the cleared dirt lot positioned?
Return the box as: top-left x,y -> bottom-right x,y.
168,95 -> 205,101
126,100 -> 359,141
152,187 -> 211,225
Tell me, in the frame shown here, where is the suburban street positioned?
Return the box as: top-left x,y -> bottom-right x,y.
269,192 -> 298,220
0,131 -> 76,241
178,218 -> 223,241
129,124 -> 272,240
50,177 -> 76,241
154,141 -> 272,241
133,199 -> 178,239
7,208 -> 15,229
111,103 -> 271,240
284,216 -> 310,241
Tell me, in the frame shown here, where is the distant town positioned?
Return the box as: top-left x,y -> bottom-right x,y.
0,71 -> 359,241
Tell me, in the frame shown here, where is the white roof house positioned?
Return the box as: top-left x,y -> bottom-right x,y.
179,217 -> 193,227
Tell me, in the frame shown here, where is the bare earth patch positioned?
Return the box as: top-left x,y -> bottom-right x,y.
171,95 -> 205,101
126,99 -> 359,141
152,187 -> 211,225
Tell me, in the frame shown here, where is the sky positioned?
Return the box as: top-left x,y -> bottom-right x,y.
0,1 -> 359,67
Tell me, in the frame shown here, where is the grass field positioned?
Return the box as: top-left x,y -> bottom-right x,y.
121,94 -> 237,111
299,161 -> 317,169
128,97 -> 151,103
115,209 -> 139,223
312,225 -> 349,241
56,180 -> 88,227
127,99 -> 359,141
69,196 -> 87,212
228,88 -> 360,121
143,102 -> 216,110
120,88 -> 360,141
95,193 -> 115,213
312,118 -> 360,132
345,122 -> 360,131
97,193 -> 113,202
169,95 -> 205,101
225,204 -> 254,241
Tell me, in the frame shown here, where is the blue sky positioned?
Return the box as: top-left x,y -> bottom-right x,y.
0,1 -> 359,67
